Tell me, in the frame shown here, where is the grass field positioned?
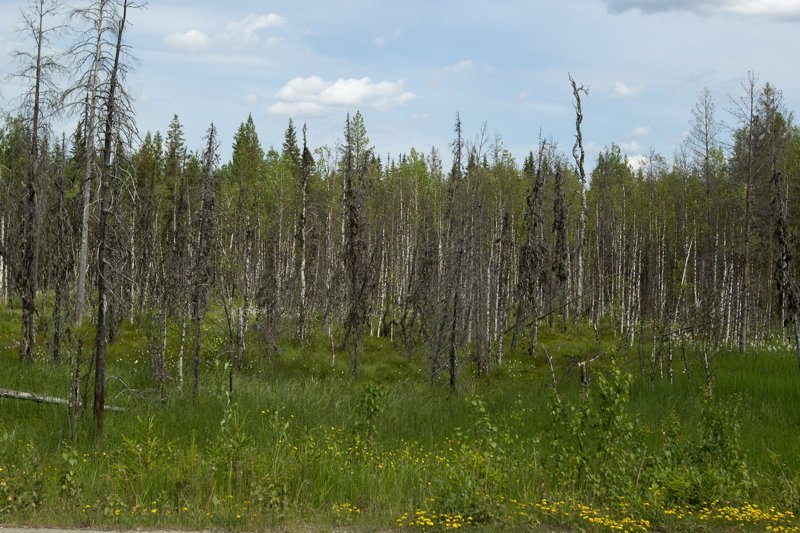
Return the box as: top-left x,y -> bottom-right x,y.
1,306 -> 800,531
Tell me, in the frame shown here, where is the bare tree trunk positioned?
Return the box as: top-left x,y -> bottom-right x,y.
75,0 -> 107,326
297,124 -> 311,342
553,167 -> 569,332
570,74 -> 588,327
68,338 -> 82,439
52,135 -> 70,364
734,73 -> 759,353
94,0 -> 129,435
20,0 -> 51,364
190,123 -> 219,400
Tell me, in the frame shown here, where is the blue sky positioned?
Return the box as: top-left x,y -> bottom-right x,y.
1,0 -> 799,170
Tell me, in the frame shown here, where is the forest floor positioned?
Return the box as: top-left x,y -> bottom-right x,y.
1,306 -> 800,532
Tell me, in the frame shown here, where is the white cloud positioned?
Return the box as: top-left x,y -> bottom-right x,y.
163,13 -> 284,53
222,13 -> 285,48
163,29 -> 211,52
614,81 -> 644,97
270,76 -> 416,116
268,101 -> 325,117
627,155 -> 648,171
629,125 -> 651,137
443,59 -> 475,73
621,140 -> 642,152
605,0 -> 800,20
276,76 -> 329,101
720,0 -> 800,17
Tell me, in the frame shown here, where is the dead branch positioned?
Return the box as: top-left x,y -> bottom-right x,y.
0,387 -> 124,412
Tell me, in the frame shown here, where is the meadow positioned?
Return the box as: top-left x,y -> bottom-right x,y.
1,307 -> 800,532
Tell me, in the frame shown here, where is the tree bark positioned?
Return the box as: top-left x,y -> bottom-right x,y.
94,0 -> 128,435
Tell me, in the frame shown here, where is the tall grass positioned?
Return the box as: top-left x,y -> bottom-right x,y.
1,306 -> 799,531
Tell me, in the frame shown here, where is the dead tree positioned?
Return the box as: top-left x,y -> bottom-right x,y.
730,73 -> 760,353
430,113 -> 466,389
70,0 -> 109,326
94,0 -> 131,435
297,124 -> 313,342
192,123 -> 219,399
553,165 -> 569,331
494,211 -> 512,365
13,0 -> 64,362
342,113 -> 372,375
400,196 -> 437,355
515,147 -> 547,355
772,170 -> 800,369
570,74 -> 588,327
51,134 -> 73,363
257,229 -> 280,360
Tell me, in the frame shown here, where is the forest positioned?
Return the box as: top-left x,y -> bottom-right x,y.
2,0 -> 800,531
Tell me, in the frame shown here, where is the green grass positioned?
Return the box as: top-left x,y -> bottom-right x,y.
1,305 -> 800,531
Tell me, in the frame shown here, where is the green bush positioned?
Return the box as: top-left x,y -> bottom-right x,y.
651,396 -> 751,507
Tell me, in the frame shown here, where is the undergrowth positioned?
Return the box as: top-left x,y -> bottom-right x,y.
1,308 -> 800,531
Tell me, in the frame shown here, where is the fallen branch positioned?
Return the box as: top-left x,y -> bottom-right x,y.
0,388 -> 125,412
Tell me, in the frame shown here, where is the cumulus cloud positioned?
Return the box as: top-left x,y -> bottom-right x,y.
163,29 -> 211,52
629,125 -> 651,137
269,76 -> 416,116
604,0 -> 800,20
614,81 -> 644,97
163,13 -> 284,53
627,155 -> 648,171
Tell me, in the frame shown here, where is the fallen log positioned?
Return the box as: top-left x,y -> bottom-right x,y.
0,388 -> 124,412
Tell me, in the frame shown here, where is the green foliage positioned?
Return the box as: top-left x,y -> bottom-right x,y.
1,312 -> 800,530
114,416 -> 176,508
549,365 -> 642,500
355,382 -> 386,438
59,447 -> 81,503
651,396 -> 751,506
430,397 -> 515,523
207,395 -> 252,497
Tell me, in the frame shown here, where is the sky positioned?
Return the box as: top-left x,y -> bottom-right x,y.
1,0 -> 799,170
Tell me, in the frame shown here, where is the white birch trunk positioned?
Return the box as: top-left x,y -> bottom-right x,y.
177,313 -> 187,389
